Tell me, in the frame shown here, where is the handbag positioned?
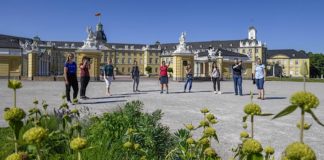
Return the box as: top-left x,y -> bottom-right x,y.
253,78 -> 256,84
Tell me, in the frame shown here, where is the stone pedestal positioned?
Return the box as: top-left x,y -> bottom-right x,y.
27,50 -> 38,80
172,53 -> 194,81
76,49 -> 103,81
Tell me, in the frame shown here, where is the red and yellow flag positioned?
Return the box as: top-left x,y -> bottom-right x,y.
95,13 -> 101,16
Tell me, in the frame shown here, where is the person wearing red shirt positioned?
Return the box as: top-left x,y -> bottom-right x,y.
160,61 -> 170,94
79,56 -> 91,100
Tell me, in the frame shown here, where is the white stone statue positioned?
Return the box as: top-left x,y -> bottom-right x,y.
207,48 -> 216,59
19,40 -> 33,52
80,26 -> 98,50
218,50 -> 222,57
173,32 -> 191,54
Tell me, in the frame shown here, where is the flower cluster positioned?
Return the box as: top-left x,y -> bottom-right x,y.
70,137 -> 87,151
244,103 -> 262,115
242,139 -> 263,154
264,146 -> 275,155
297,122 -> 311,130
5,152 -> 26,160
23,127 -> 47,144
8,80 -> 22,90
185,124 -> 194,131
290,92 -> 319,111
240,131 -> 249,138
203,127 -> 216,137
4,107 -> 26,122
204,147 -> 216,156
282,142 -> 316,160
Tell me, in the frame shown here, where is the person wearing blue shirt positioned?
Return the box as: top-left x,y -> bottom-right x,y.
254,58 -> 266,100
64,53 -> 79,105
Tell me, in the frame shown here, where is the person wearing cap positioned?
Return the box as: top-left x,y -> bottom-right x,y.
232,59 -> 243,96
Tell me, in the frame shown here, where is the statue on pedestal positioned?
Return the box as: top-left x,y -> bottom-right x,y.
173,32 -> 191,54
80,26 -> 98,50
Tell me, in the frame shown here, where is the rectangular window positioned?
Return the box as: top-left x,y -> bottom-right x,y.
295,60 -> 298,65
155,52 -> 159,56
155,58 -> 159,64
149,58 -> 153,64
122,58 -> 125,64
242,49 -> 246,53
140,58 -> 143,64
150,53 -> 153,56
255,48 -> 259,53
155,68 -> 158,73
116,57 -> 119,64
134,58 -> 137,63
128,58 -> 131,64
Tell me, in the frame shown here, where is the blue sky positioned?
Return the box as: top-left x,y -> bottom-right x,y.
0,0 -> 323,53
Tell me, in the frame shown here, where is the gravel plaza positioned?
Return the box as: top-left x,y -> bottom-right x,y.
1,78 -> 324,159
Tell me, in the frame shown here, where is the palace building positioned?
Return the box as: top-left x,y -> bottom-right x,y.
0,22 -> 309,80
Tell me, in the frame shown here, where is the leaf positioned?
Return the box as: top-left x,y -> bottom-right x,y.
243,115 -> 248,122
307,109 -> 324,127
272,105 -> 298,119
259,113 -> 274,116
213,134 -> 219,143
247,153 -> 263,160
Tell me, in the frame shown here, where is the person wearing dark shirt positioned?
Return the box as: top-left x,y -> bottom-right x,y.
131,61 -> 140,92
104,59 -> 115,96
184,64 -> 193,93
64,53 -> 79,105
80,56 -> 91,100
232,59 -> 243,96
160,61 -> 170,94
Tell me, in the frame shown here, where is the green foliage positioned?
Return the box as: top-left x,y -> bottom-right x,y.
167,67 -> 173,73
307,51 -> 324,78
145,66 -> 152,74
83,100 -> 175,160
166,108 -> 221,160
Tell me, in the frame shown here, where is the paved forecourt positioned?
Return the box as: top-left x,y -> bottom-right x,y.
0,78 -> 324,159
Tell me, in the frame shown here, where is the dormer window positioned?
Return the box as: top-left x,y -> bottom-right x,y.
200,45 -> 202,48
219,44 -> 223,47
131,46 -> 134,50
229,43 -> 233,47
125,45 -> 128,49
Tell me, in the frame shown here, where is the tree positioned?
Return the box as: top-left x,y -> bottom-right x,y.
145,66 -> 152,77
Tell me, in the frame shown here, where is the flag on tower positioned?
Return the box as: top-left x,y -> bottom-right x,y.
95,13 -> 101,16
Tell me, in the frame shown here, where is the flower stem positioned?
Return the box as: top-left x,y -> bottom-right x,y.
300,109 -> 305,143
251,115 -> 254,139
14,89 -> 16,107
303,76 -> 306,92
14,137 -> 17,153
78,151 -> 81,160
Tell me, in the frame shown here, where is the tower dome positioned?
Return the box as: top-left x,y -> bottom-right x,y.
95,22 -> 107,43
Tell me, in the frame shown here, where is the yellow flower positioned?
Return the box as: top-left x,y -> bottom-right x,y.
244,103 -> 262,115
283,142 -> 316,160
185,124 -> 195,130
199,138 -> 210,145
264,146 -> 275,155
200,120 -> 209,127
204,147 -> 216,156
123,141 -> 133,149
23,127 -> 47,144
5,153 -> 22,160
70,137 -> 87,151
8,80 -> 22,90
186,138 -> 195,144
127,128 -> 135,135
200,107 -> 209,114
240,131 -> 249,138
243,123 -> 248,129
290,92 -> 319,111
71,109 -> 79,114
134,143 -> 141,150
140,156 -> 147,160
4,107 -> 26,122
203,127 -> 216,137
297,122 -> 311,130
210,119 -> 218,124
206,113 -> 215,121
242,139 -> 263,154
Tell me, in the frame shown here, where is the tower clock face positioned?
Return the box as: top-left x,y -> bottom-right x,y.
249,30 -> 256,39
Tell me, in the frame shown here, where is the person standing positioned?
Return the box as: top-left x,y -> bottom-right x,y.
184,64 -> 193,93
160,61 -> 170,94
104,59 -> 115,96
232,59 -> 243,96
254,58 -> 266,100
210,62 -> 221,94
64,53 -> 79,105
131,61 -> 140,92
79,56 -> 91,100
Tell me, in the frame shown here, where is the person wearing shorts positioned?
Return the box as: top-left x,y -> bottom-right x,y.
254,58 -> 266,100
160,61 -> 170,94
104,59 -> 115,96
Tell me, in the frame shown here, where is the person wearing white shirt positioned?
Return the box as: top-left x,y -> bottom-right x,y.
254,58 -> 266,100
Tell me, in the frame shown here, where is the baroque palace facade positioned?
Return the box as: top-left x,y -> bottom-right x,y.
0,22 -> 309,80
